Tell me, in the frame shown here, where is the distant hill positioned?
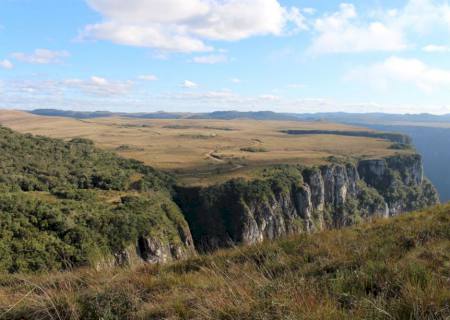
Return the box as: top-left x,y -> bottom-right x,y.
188,110 -> 299,121
30,109 -> 299,121
29,108 -> 450,123
30,109 -> 185,119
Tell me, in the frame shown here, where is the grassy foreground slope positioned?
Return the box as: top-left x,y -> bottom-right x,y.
1,204 -> 449,320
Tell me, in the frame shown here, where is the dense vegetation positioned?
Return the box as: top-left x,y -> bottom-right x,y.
0,127 -> 172,193
0,127 -> 191,273
0,203 -> 448,319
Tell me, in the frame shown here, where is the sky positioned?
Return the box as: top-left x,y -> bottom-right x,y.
1,0 -> 450,114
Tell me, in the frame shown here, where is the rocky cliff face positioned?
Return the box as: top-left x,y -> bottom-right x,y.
112,154 -> 439,263
175,154 -> 439,252
113,228 -> 195,267
110,201 -> 196,267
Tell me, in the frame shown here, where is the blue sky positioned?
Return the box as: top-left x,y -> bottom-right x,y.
1,0 -> 450,114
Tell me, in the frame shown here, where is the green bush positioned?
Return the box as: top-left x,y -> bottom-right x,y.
0,127 -> 188,273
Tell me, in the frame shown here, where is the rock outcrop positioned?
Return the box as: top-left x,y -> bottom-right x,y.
175,154 -> 439,252
112,201 -> 196,266
113,230 -> 195,266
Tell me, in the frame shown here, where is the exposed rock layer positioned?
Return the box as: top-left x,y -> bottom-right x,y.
175,154 -> 439,252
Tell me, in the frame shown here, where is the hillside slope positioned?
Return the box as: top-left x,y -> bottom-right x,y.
1,203 -> 449,319
0,126 -> 194,273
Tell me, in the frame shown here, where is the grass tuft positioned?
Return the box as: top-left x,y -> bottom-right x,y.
0,204 -> 449,319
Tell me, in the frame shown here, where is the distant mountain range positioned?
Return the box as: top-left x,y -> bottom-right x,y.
30,109 -> 301,121
30,108 -> 450,123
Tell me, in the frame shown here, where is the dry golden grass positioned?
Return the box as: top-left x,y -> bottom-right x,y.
0,110 -> 408,185
0,204 -> 448,320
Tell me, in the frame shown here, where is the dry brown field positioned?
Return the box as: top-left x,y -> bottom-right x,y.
0,110 -> 409,185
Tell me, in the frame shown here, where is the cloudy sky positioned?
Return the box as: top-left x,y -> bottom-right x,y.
1,0 -> 450,114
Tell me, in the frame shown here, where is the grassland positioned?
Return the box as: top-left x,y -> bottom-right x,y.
0,203 -> 448,320
0,111 -> 409,185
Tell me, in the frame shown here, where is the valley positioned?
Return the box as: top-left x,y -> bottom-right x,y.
0,110 -> 446,319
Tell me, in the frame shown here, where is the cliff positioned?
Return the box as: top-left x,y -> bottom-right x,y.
0,125 -> 440,272
175,154 -> 439,251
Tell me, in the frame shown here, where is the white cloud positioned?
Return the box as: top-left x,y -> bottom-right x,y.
0,59 -> 13,69
259,94 -> 280,100
346,56 -> 450,93
138,74 -> 158,81
11,49 -> 70,64
82,22 -> 213,53
192,54 -> 227,64
309,4 -> 406,54
231,78 -> 241,84
81,0 -> 307,53
2,78 -> 450,114
387,0 -> 450,35
422,44 -> 450,53
63,76 -> 133,96
182,80 -> 198,88
310,0 -> 450,55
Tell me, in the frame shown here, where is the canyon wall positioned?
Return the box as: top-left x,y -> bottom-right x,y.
175,154 -> 439,252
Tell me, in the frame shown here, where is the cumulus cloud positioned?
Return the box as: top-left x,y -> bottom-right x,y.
231,78 -> 241,84
309,0 -> 450,54
138,74 -> 158,81
0,59 -> 13,69
11,49 -> 70,64
386,0 -> 450,35
309,3 -> 406,54
192,54 -> 227,64
346,56 -> 450,93
182,80 -> 198,88
81,0 -> 307,53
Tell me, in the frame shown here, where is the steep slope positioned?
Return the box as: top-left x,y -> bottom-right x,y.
1,203 -> 449,319
176,155 -> 439,251
0,127 -> 194,272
